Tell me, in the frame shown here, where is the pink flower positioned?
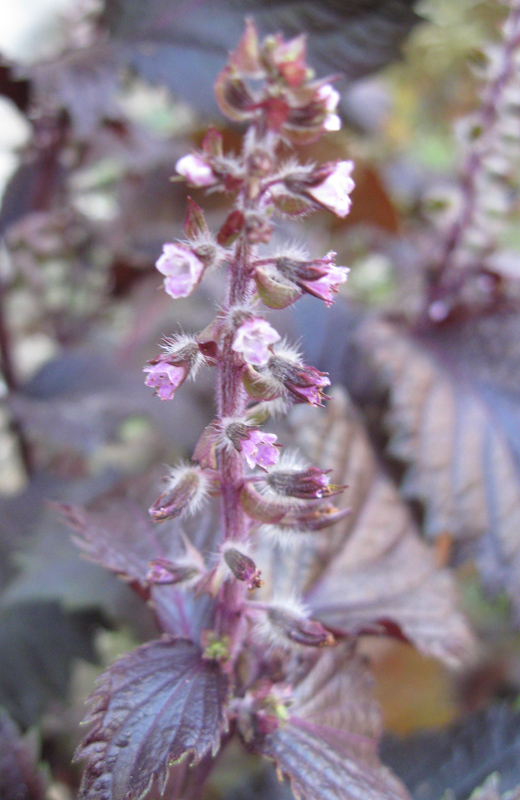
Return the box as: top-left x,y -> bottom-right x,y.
266,464 -> 339,500
232,317 -> 281,366
317,84 -> 341,132
268,348 -> 331,405
273,250 -> 348,307
144,362 -> 186,400
300,264 -> 349,307
241,429 -> 280,469
307,160 -> 355,218
155,243 -> 205,299
175,154 -> 218,187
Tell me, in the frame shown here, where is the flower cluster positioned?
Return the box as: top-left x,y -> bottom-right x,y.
213,19 -> 343,145
143,21 -> 354,659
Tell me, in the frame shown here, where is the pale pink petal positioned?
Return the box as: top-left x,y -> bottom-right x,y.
144,363 -> 186,400
155,243 -> 205,299
317,84 -> 340,112
307,161 -> 355,218
242,430 -> 279,469
175,154 -> 218,187
232,318 -> 281,367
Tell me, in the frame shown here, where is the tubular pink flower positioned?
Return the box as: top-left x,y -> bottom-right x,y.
307,160 -> 355,217
143,362 -> 186,400
266,465 -> 336,500
300,264 -> 349,307
232,317 -> 281,366
272,250 -> 349,307
155,243 -> 205,299
175,154 -> 218,187
241,429 -> 280,469
283,365 -> 330,405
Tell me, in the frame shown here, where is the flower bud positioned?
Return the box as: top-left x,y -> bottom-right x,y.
266,465 -> 334,500
223,546 -> 263,591
267,605 -> 335,647
254,596 -> 335,649
184,197 -> 209,240
269,33 -> 308,87
149,464 -> 210,522
267,344 -> 331,406
201,127 -> 223,158
244,211 -> 273,244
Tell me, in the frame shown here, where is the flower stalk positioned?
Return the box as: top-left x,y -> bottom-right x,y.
144,21 -> 355,660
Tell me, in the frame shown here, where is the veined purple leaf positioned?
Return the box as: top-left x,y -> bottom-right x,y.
58,497 -> 220,640
144,750 -> 222,800
252,646 -> 408,800
75,637 -> 228,800
264,390 -> 474,667
260,721 -> 408,800
57,500 -> 165,585
59,496 -> 221,585
359,314 -> 520,623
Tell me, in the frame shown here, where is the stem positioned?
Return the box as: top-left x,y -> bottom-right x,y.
0,283 -> 34,477
216,232 -> 256,642
218,237 -> 254,541
433,1 -> 520,293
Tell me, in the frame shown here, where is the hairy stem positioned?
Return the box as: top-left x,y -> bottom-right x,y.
433,0 -> 520,292
216,231 -> 256,642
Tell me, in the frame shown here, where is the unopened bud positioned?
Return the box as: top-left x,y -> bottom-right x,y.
268,605 -> 335,647
267,466 -> 335,500
254,597 -> 335,649
223,547 -> 263,591
149,464 -> 210,522
268,346 -> 330,406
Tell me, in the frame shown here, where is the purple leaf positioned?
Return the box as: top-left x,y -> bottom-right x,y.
58,499 -> 219,638
359,314 -> 520,623
265,390 -> 474,667
75,637 -> 229,800
260,721 -> 408,800
56,500 -> 167,585
252,646 -> 408,800
0,709 -> 46,800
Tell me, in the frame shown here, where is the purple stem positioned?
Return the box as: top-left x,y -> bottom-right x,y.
216,229 -> 256,643
434,1 -> 520,290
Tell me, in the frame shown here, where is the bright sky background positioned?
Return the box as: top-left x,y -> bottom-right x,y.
0,0 -> 76,197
